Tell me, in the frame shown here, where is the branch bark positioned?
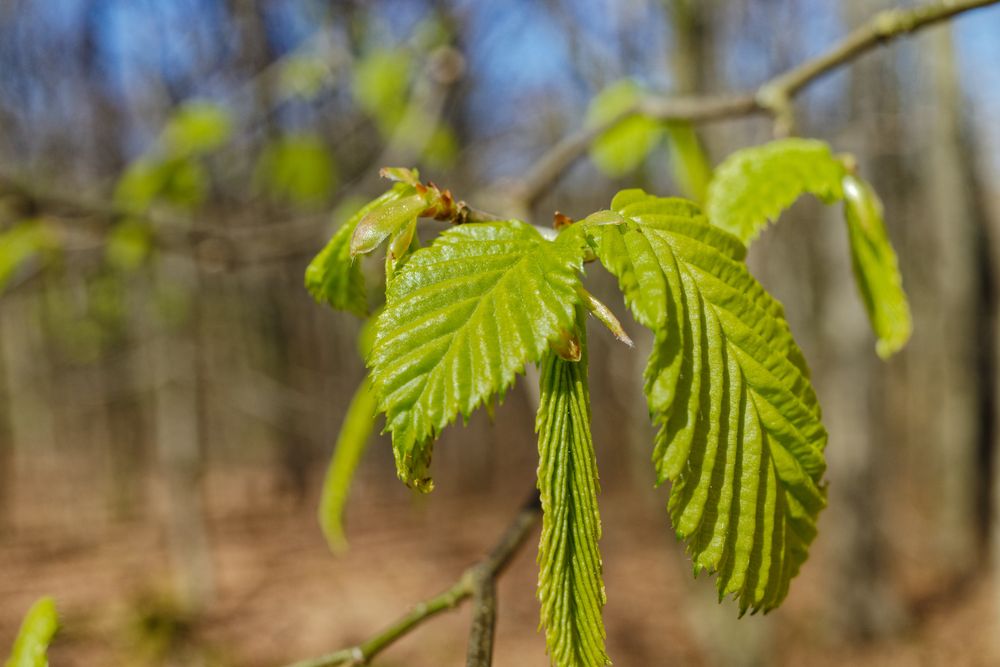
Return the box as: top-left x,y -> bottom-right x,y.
509,0 -> 999,209
283,492 -> 541,667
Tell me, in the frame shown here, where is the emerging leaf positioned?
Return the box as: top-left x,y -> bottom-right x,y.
706,138 -> 846,243
5,597 -> 58,667
536,322 -> 610,667
305,187 -> 412,317
369,222 -> 586,490
842,175 -> 911,358
585,189 -> 827,614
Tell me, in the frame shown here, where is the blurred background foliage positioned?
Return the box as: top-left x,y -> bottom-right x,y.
1,1 -> 1000,666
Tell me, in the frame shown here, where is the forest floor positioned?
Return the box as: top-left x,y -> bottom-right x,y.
0,463 -> 997,667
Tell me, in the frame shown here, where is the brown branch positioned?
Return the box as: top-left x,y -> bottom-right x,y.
283,492 -> 541,667
510,0 -> 999,209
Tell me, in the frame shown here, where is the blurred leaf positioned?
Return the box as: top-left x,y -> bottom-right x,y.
422,125 -> 458,169
158,158 -> 208,209
353,48 -> 411,131
665,122 -> 712,203
254,134 -> 337,206
105,218 -> 153,271
319,379 -> 378,553
0,221 -> 57,292
162,102 -> 233,157
842,175 -> 911,358
586,80 -> 663,177
5,596 -> 58,667
115,159 -> 167,213
278,54 -> 331,101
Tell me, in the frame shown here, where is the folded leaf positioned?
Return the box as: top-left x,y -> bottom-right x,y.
585,189 -> 827,614
369,222 -> 586,490
536,323 -> 610,667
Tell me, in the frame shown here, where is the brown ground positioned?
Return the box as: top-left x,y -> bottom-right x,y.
1,464 -> 997,667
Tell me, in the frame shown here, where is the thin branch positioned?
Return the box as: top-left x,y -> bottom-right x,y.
465,574 -> 497,666
283,492 -> 541,667
510,0 -> 999,209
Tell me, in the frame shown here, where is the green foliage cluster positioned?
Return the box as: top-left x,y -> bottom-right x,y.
307,136 -> 911,664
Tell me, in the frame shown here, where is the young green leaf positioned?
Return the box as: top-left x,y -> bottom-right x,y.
350,193 -> 426,257
842,175 -> 911,358
536,323 -> 610,667
586,80 -> 663,178
584,189 -> 827,614
254,133 -> 337,206
706,138 -> 847,244
5,597 -> 58,667
319,379 -> 378,553
305,187 -> 411,317
369,222 -> 586,490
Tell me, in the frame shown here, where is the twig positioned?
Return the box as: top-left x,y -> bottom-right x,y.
465,573 -> 497,666
283,492 -> 541,667
510,0 -> 999,208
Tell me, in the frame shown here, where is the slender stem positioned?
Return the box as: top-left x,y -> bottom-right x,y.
283,492 -> 541,667
511,0 -> 999,208
465,573 -> 497,666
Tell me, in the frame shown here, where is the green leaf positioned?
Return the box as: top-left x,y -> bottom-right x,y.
162,102 -> 232,156
0,221 -> 57,293
536,321 -> 610,667
584,189 -> 827,614
586,80 -> 663,178
842,175 -> 911,358
5,597 -> 58,667
254,133 -> 337,206
369,222 -> 586,490
706,138 -> 847,244
305,187 -> 410,316
319,379 -> 378,553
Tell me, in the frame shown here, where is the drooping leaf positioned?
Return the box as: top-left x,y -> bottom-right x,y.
842,175 -> 911,358
586,80 -> 663,178
305,187 -> 411,316
706,138 -> 847,244
536,319 -> 610,667
319,379 -> 378,553
5,597 -> 58,667
584,189 -> 827,614
369,222 -> 586,490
